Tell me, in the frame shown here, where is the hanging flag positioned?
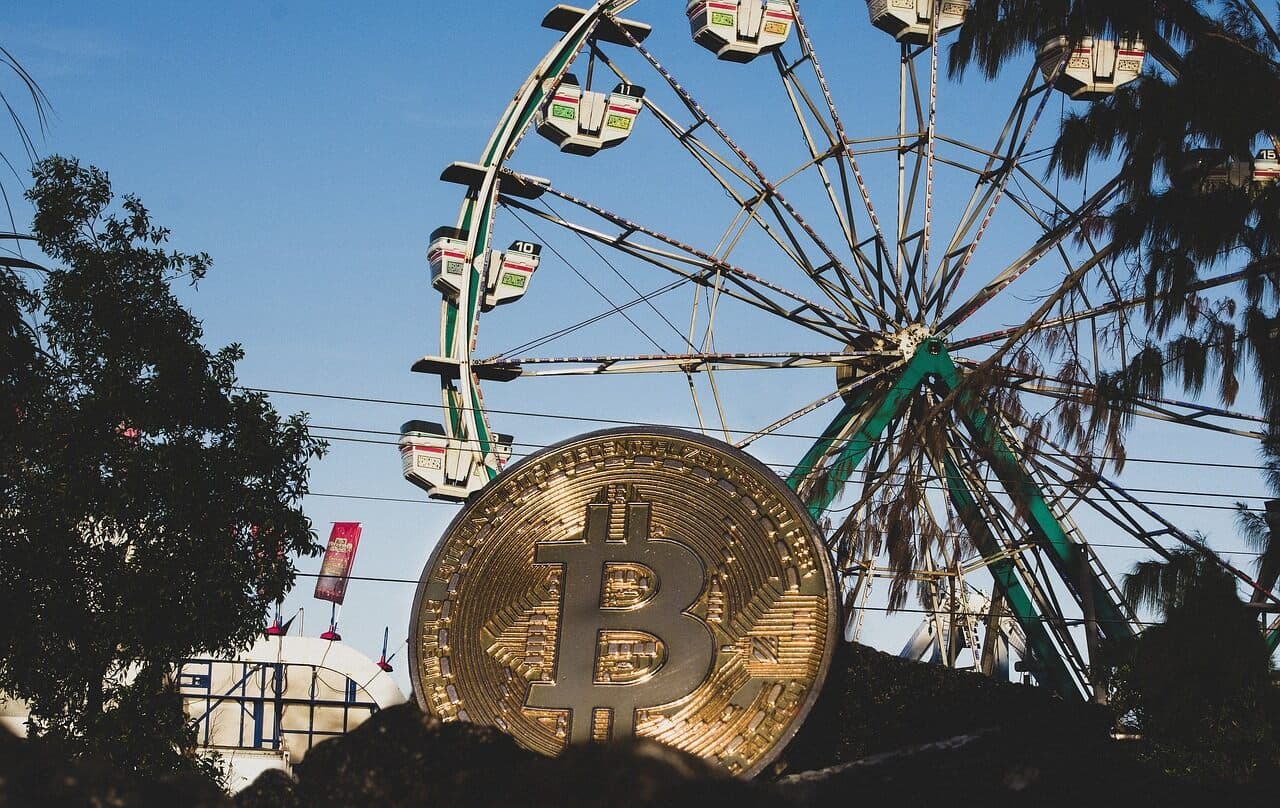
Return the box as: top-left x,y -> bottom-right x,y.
314,522 -> 362,604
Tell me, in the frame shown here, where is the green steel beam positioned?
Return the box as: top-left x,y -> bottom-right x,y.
926,344 -> 1135,642
787,392 -> 867,521
942,455 -> 1080,694
788,349 -> 945,518
785,338 -> 1137,697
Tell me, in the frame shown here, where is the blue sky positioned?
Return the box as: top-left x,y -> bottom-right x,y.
5,1 -> 1274,692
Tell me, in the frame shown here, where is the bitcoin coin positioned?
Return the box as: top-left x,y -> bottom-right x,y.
410,427 -> 837,777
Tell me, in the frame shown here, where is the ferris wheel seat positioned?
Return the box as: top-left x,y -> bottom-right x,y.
483,240 -> 542,310
541,4 -> 652,47
1199,148 -> 1280,193
1252,148 -> 1280,185
399,421 -> 487,501
686,0 -> 793,63
1038,35 -> 1146,101
410,355 -> 463,379
428,226 -> 470,298
535,75 -> 646,156
440,162 -> 550,200
493,433 -> 514,470
866,0 -> 969,45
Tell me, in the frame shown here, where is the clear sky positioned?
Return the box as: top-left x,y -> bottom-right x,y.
5,1 -> 1274,693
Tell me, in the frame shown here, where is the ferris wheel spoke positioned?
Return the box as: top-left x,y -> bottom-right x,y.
1003,380 -> 1269,440
769,60 -> 894,317
592,85 -> 889,328
918,8 -> 943,312
1003,420 -> 1280,609
779,1 -> 901,312
918,65 -> 1040,315
599,21 -> 898,328
736,360 -> 905,450
472,350 -> 893,378
493,278 -> 691,358
523,184 -> 884,334
498,194 -> 869,343
890,46 -> 932,312
935,192 -> 1122,336
924,62 -> 1067,323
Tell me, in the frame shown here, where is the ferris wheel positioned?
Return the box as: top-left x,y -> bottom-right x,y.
399,0 -> 1280,699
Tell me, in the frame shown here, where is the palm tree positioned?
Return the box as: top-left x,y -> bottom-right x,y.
953,2 -> 1280,420
1122,544 -> 1240,615
947,2 -> 1280,617
1117,543 -> 1277,780
1236,497 -> 1280,606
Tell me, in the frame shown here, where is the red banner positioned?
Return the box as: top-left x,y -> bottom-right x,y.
314,522 -> 362,604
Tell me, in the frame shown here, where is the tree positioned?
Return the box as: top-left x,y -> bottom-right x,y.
0,156 -> 326,778
1114,547 -> 1278,781
1235,494 -> 1280,621
952,0 -> 1280,593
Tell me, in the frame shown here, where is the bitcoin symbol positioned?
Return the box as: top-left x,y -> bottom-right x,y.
527,487 -> 713,743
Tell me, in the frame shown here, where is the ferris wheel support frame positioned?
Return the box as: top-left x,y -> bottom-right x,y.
783,336 -> 1131,696
420,1 -> 1280,702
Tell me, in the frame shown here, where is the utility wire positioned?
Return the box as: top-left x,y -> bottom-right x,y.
245,385 -> 1279,473
304,428 -> 1276,509
309,423 -> 1274,502
507,206 -> 667,354
286,570 -> 1251,627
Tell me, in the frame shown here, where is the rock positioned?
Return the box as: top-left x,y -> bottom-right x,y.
510,738 -> 778,808
778,642 -> 1109,773
288,703 -> 538,807
234,768 -> 300,808
276,702 -> 780,808
776,725 -> 1248,807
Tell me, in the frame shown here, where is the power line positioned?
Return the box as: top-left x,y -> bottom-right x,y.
313,427 -> 1272,501
245,384 -> 1278,473
285,570 -> 1231,628
304,429 -> 1276,509
299,494 -> 1269,563
508,206 -> 669,354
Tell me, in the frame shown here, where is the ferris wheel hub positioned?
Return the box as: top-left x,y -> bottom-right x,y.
893,323 -> 932,358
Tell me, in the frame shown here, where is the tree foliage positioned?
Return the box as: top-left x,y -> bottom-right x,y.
1114,547 -> 1278,781
0,156 -> 325,776
956,1 -> 1280,425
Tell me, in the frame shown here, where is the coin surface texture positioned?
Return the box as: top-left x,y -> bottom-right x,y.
410,427 -> 837,776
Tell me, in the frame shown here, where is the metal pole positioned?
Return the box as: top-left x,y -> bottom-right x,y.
1079,547 -> 1106,704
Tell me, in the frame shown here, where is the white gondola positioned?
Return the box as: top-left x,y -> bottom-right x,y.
1201,148 -> 1280,192
687,0 -> 794,63
483,240 -> 541,310
493,433 -> 514,470
399,420 -> 485,501
866,0 -> 969,44
1253,148 -> 1280,185
535,74 -> 645,156
1038,35 -> 1146,100
427,226 -> 469,298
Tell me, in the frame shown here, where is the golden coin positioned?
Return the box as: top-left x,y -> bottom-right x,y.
410,427 -> 837,777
